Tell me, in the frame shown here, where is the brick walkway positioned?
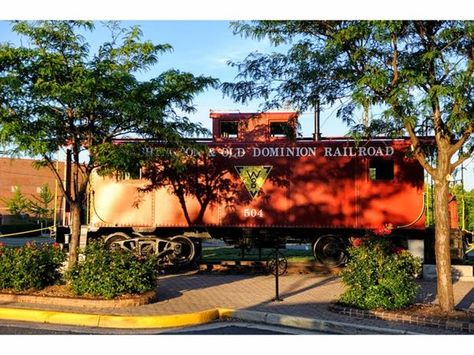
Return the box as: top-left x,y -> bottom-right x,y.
4,271 -> 473,334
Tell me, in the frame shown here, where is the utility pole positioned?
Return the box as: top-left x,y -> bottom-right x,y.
62,147 -> 72,227
313,100 -> 321,141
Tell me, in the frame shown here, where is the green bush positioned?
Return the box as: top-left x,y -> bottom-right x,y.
0,242 -> 65,291
339,236 -> 422,310
65,241 -> 159,299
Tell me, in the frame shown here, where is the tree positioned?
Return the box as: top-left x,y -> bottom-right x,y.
0,21 -> 217,267
27,183 -> 54,223
1,187 -> 29,217
223,21 -> 474,312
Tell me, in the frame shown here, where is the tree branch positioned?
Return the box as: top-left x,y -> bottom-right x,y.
432,101 -> 446,144
43,155 -> 72,205
449,123 -> 474,156
390,32 -> 399,88
450,144 -> 474,171
405,121 -> 436,176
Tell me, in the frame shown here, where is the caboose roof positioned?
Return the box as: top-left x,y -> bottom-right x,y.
209,111 -> 298,121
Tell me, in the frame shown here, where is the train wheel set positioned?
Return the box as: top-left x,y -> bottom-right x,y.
101,231 -> 351,273
103,232 -> 197,266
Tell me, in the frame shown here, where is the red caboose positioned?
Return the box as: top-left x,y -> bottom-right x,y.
85,111 -> 429,266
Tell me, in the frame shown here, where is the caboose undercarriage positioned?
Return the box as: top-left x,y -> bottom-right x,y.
58,225 -> 434,269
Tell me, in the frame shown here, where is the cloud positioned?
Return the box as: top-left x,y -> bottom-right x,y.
209,41 -> 283,67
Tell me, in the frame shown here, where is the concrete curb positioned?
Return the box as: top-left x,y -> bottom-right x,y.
230,310 -> 419,334
0,306 -> 419,334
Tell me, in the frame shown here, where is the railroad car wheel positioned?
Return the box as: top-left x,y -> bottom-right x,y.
168,235 -> 196,266
266,252 -> 288,276
312,235 -> 347,267
104,232 -> 131,251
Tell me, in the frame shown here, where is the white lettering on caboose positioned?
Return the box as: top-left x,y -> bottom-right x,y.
252,146 -> 316,157
143,145 -> 395,159
323,146 -> 394,157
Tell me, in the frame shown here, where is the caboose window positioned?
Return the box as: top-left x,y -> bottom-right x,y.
369,159 -> 394,181
220,121 -> 238,138
270,121 -> 292,138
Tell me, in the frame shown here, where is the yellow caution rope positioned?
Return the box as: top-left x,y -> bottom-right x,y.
0,226 -> 54,238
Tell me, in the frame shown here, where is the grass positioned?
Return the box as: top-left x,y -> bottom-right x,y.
201,246 -> 314,263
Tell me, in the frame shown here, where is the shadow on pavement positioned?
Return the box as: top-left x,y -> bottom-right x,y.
456,288 -> 474,309
156,270 -> 261,303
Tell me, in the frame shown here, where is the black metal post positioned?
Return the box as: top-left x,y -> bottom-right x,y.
313,100 -> 321,141
65,148 -> 72,214
273,238 -> 283,302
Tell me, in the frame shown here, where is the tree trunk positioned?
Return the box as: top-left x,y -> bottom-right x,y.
433,169 -> 455,312
67,201 -> 81,268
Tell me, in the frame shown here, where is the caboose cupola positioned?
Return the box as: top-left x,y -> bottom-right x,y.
210,111 -> 298,142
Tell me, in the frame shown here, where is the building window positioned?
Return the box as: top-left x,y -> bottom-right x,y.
369,159 -> 394,181
220,121 -> 238,138
270,121 -> 293,138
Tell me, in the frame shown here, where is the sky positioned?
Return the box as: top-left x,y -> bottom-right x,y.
0,19 -> 349,137
1,2 -> 474,190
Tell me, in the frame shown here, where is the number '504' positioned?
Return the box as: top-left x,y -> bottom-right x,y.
243,209 -> 264,218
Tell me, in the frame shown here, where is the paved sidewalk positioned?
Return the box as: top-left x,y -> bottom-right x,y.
2,271 -> 472,334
